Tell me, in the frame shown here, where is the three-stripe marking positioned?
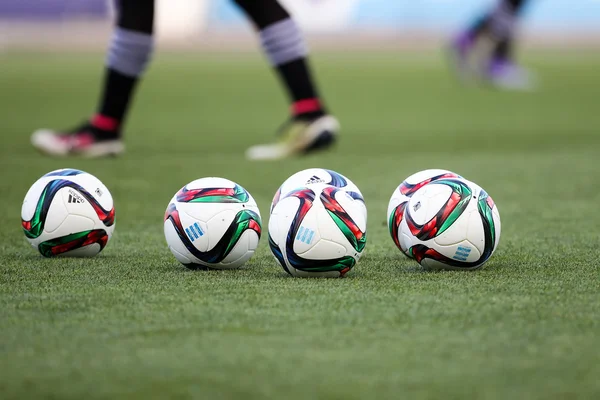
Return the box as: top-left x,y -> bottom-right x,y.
185,222 -> 204,242
453,245 -> 472,261
295,226 -> 315,245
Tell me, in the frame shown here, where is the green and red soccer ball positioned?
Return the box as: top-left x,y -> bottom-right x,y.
21,167 -> 500,275
163,177 -> 262,270
387,169 -> 501,270
21,169 -> 115,258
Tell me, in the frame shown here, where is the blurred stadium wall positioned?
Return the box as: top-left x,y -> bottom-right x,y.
1,0 -> 599,50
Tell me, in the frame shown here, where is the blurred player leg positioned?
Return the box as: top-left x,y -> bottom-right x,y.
234,0 -> 339,161
486,0 -> 534,90
32,0 -> 155,157
450,0 -> 534,90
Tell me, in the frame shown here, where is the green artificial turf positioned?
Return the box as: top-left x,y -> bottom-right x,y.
0,51 -> 599,399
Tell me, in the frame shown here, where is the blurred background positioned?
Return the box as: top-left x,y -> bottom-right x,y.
1,0 -> 598,194
1,5 -> 599,397
1,0 -> 599,50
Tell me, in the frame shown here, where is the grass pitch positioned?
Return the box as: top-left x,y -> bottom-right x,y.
0,51 -> 599,399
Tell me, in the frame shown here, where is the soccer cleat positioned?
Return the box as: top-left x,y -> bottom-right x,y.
31,123 -> 124,158
485,59 -> 536,91
245,115 -> 339,161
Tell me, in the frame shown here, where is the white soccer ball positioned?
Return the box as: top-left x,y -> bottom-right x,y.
271,168 -> 363,213
387,169 -> 462,257
398,177 -> 501,270
21,168 -> 115,257
164,177 -> 262,270
268,183 -> 367,278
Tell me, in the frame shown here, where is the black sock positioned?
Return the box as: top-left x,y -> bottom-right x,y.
97,69 -> 137,125
277,60 -> 319,103
278,60 -> 323,119
91,0 -> 154,137
233,0 -> 325,119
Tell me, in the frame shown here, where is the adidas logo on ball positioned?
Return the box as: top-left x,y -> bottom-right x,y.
305,175 -> 325,185
67,190 -> 85,204
413,201 -> 421,212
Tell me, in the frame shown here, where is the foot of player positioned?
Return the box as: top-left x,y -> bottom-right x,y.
449,33 -> 537,91
31,123 -> 124,158
32,33 -> 536,160
31,115 -> 339,160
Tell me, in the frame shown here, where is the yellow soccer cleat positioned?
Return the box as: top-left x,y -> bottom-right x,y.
246,115 -> 339,161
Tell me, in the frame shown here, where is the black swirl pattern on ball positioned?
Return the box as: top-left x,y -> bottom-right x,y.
22,179 -> 115,239
38,229 -> 108,258
268,234 -> 289,275
279,188 -> 356,275
165,203 -> 261,266
409,189 -> 497,269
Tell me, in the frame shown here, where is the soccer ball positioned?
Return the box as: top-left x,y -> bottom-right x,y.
398,177 -> 501,270
387,169 -> 461,257
21,168 -> 115,257
268,182 -> 367,278
164,177 -> 262,270
271,168 -> 363,213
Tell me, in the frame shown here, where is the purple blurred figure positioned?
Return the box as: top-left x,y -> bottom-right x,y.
450,0 -> 535,91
